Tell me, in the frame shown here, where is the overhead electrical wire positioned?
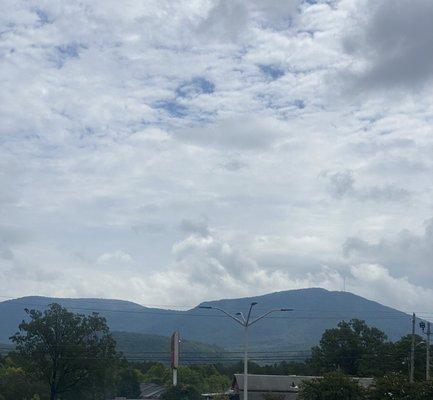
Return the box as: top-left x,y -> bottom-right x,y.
1,299 -> 427,321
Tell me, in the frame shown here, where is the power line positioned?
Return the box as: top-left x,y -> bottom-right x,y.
2,300 -> 426,320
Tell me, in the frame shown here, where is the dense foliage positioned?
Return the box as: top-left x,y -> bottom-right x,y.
308,319 -> 429,380
160,384 -> 201,400
0,304 -> 231,399
299,373 -> 433,400
1,306 -> 432,400
299,372 -> 366,400
10,304 -> 118,400
143,363 -> 230,394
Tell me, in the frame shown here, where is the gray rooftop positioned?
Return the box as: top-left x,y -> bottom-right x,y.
233,374 -> 374,391
140,382 -> 166,399
234,374 -> 302,392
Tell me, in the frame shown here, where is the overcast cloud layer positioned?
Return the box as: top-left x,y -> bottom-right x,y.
1,0 -> 433,315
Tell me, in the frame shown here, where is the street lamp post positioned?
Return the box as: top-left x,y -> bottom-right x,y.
199,303 -> 292,400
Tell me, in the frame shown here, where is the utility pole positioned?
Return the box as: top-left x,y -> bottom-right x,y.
200,303 -> 292,400
410,313 -> 416,383
419,320 -> 431,381
426,322 -> 431,381
244,324 -> 248,400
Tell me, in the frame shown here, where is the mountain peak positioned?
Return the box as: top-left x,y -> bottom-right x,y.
0,288 -> 413,349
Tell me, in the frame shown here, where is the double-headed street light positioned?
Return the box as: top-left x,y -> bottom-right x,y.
199,302 -> 293,400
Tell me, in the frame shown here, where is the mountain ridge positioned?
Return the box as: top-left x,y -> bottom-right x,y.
0,288 -> 416,350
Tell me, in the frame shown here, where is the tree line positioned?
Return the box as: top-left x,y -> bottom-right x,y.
0,304 -> 432,399
0,304 -> 230,399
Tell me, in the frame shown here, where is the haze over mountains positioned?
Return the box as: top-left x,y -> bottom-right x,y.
0,288 -> 416,351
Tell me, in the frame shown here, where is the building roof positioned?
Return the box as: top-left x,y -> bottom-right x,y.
350,377 -> 375,389
140,382 -> 166,399
233,374 -> 301,392
233,374 -> 374,392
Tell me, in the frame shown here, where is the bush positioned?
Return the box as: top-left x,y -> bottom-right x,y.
369,374 -> 433,400
161,384 -> 201,400
263,393 -> 285,400
299,372 -> 366,400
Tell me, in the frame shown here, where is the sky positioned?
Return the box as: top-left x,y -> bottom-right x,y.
1,0 -> 433,314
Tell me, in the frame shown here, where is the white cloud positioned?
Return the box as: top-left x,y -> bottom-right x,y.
97,250 -> 134,266
349,264 -> 433,313
1,0 -> 433,313
196,0 -> 299,42
176,116 -> 289,150
343,218 -> 433,286
320,169 -> 410,201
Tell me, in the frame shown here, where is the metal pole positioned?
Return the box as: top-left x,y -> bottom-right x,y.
410,313 -> 416,383
198,304 -> 292,400
427,322 -> 431,381
243,325 -> 248,400
173,368 -> 178,386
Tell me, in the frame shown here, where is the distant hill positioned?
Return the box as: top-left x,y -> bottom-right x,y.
0,331 -> 221,362
112,331 -> 222,363
0,288 -> 417,351
0,342 -> 13,355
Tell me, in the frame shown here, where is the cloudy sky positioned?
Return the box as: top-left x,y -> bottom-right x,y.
1,0 -> 433,313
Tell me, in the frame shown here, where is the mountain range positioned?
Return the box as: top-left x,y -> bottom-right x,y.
0,288 -> 416,351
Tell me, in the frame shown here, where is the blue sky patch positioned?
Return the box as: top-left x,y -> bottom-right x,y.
259,64 -> 285,80
34,8 -> 53,25
154,100 -> 188,118
294,99 -> 306,109
176,77 -> 215,98
51,43 -> 84,68
57,44 -> 80,59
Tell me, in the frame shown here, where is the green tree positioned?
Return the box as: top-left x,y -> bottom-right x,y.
161,384 -> 201,400
178,366 -> 202,391
370,374 -> 414,400
143,363 -> 171,385
391,335 -> 427,381
143,364 -> 230,394
263,393 -> 285,400
309,319 -> 390,376
415,380 -> 433,400
115,365 -> 144,398
202,372 -> 230,393
10,304 -> 119,400
299,372 -> 366,400
0,355 -> 47,399
178,365 -> 230,393
369,374 -> 433,400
